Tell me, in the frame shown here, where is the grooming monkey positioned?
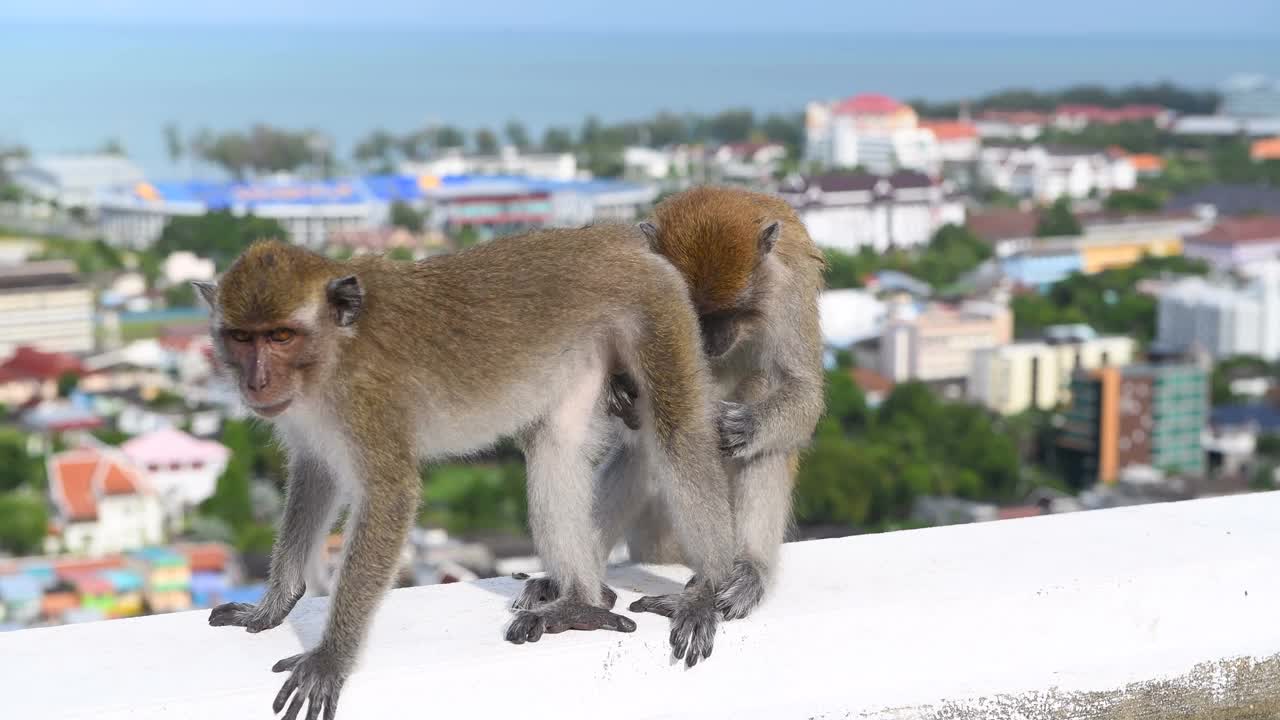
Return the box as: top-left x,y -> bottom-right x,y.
515,186 -> 826,621
199,229 -> 735,719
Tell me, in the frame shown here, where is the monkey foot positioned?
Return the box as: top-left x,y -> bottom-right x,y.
717,560 -> 767,621
510,573 -> 618,611
208,586 -> 303,633
505,600 -> 637,644
631,582 -> 720,668
271,649 -> 348,720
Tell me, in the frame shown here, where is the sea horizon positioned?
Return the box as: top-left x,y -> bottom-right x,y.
2,23 -> 1277,177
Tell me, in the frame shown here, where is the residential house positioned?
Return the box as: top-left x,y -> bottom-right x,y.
121,428 -> 230,532
1168,184 -> 1280,218
47,448 -> 165,556
1126,154 -> 1165,177
977,144 -> 1136,203
622,145 -> 702,182
0,575 -> 41,626
161,251 -> 216,286
1156,262 -> 1280,361
974,111 -> 1049,141
401,147 -> 578,181
804,93 -> 941,174
0,262 -> 94,357
39,582 -> 80,622
711,142 -> 787,183
80,339 -> 177,397
100,569 -> 145,618
1051,105 -> 1173,131
818,289 -> 886,348
1183,216 -> 1280,272
180,543 -> 236,608
919,121 -> 981,164
0,346 -> 85,407
1058,362 -> 1208,485
849,367 -> 895,408
968,327 -> 1137,415
879,297 -> 1013,386
62,573 -> 115,616
776,171 -> 965,253
129,547 -> 192,613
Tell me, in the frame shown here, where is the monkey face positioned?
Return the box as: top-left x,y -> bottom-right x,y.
218,325 -> 314,417
700,312 -> 741,359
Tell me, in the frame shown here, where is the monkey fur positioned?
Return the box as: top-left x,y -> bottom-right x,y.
199,227 -> 736,718
514,186 -> 826,623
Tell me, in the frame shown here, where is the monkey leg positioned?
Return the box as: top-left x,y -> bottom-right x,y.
510,574 -> 618,611
209,454 -> 340,633
721,452 -> 793,620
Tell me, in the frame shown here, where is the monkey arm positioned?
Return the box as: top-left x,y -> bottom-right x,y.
269,452 -> 419,720
209,453 -> 340,633
722,363 -> 824,460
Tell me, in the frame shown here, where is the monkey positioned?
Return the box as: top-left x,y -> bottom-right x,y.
198,230 -> 736,719
512,186 -> 826,624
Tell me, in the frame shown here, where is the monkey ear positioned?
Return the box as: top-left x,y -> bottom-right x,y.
191,281 -> 217,308
638,221 -> 660,251
326,275 -> 364,327
758,221 -> 781,256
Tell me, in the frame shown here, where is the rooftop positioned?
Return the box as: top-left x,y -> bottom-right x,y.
832,93 -> 908,116
1187,216 -> 1280,245
5,493 -> 1280,718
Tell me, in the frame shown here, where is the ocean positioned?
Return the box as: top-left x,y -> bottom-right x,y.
1,23 -> 1277,177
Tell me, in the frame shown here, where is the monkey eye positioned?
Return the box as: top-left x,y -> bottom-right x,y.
268,328 -> 296,344
227,329 -> 253,343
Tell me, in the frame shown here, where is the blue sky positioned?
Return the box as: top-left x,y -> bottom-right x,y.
3,0 -> 1277,34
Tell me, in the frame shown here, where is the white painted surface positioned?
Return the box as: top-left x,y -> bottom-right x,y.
5,492 -> 1280,719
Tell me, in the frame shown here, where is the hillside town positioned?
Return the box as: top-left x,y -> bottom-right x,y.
2,74 -> 1280,631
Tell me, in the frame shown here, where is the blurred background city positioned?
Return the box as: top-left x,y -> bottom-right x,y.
0,1 -> 1278,631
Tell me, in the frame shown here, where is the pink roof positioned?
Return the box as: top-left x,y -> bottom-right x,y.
833,93 -> 907,116
121,427 -> 230,467
49,449 -> 150,522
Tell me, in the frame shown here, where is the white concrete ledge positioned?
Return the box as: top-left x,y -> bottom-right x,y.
6,492 -> 1280,719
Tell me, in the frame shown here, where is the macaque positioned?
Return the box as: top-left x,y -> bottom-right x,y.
199,228 -> 735,718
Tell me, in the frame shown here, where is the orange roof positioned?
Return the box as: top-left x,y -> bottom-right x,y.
833,93 -> 907,116
920,121 -> 978,141
1251,137 -> 1280,161
54,556 -> 124,578
850,367 -> 895,395
182,543 -> 231,573
48,448 -> 148,522
1127,153 -> 1165,172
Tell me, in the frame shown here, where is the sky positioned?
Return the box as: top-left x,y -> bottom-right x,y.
3,0 -> 1278,34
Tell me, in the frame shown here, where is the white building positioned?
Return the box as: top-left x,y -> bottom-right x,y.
401,147 -> 578,182
974,111 -> 1048,142
11,154 -> 146,212
0,261 -> 94,357
969,330 -> 1138,415
879,297 -> 1013,384
121,428 -> 230,533
1156,264 -> 1280,361
978,145 -> 1136,203
47,447 -> 165,556
804,94 -> 940,175
776,171 -> 965,253
162,252 -> 216,286
711,142 -> 787,183
623,146 -> 700,181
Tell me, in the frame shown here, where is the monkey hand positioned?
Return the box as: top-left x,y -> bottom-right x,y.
208,585 -> 304,633
716,401 -> 756,458
510,574 -> 619,611
271,647 -> 348,720
505,599 -> 637,644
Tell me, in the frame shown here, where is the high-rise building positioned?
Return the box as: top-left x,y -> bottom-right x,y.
1156,262 -> 1280,361
803,93 -> 941,175
0,261 -> 94,357
1058,362 -> 1208,486
968,328 -> 1137,415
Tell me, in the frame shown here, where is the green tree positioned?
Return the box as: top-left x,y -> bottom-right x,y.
504,121 -> 530,151
0,428 -> 34,492
454,225 -> 480,249
163,122 -> 184,167
0,493 -> 48,555
435,125 -> 466,150
1104,189 -> 1165,213
201,420 -> 256,533
541,127 -> 574,153
474,128 -> 499,155
165,282 -> 197,308
389,200 -> 424,233
1036,197 -> 1082,237
353,129 -> 398,173
56,371 -> 79,398
824,370 -> 868,433
153,210 -> 287,270
388,246 -> 414,261
707,109 -> 755,143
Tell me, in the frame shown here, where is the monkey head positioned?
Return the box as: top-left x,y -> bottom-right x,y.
194,241 -> 364,418
640,186 -> 783,359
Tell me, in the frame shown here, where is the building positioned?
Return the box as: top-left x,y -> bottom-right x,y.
161,252 -> 216,286
969,328 -> 1137,415
974,111 -> 1048,141
776,171 -> 964,253
997,229 -> 1186,289
1250,137 -> 1280,161
969,207 -> 1205,256
622,145 -> 702,181
918,121 -> 981,164
1156,264 -> 1280,361
879,297 -> 1013,385
401,147 -> 578,181
47,448 -> 164,556
1058,362 -> 1208,485
818,289 -> 886,349
1167,184 -> 1280,218
1219,74 -> 1280,119
804,94 -> 940,175
0,261 -> 94,357
1051,105 -> 1173,131
1127,154 -> 1165,177
977,145 -> 1136,203
11,154 -> 146,213
1183,216 -> 1280,272
710,142 -> 787,183
120,428 -> 230,532
849,367 -> 895,408
0,346 -> 85,407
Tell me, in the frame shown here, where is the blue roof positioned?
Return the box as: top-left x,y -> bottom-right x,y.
100,570 -> 144,593
0,575 -> 41,600
1212,404 -> 1280,431
222,584 -> 266,605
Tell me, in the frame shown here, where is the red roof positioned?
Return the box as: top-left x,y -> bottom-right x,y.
1054,104 -> 1167,124
182,543 -> 231,573
920,121 -> 978,141
978,110 -> 1050,125
1188,217 -> 1280,246
49,449 -> 148,523
833,93 -> 907,116
997,505 -> 1044,521
966,209 -> 1039,242
850,367 -> 895,395
54,556 -> 124,578
0,347 -> 84,383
